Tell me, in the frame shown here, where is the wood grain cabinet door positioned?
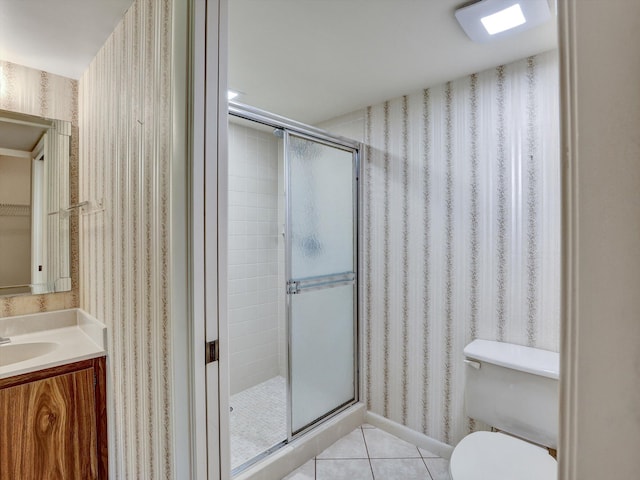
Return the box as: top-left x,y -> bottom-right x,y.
0,368 -> 98,480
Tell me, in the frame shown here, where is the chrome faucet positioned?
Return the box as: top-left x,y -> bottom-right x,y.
0,336 -> 10,345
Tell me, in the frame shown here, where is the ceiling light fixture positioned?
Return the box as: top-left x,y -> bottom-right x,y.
455,0 -> 551,43
480,4 -> 526,35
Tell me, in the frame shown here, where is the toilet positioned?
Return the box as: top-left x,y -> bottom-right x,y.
449,339 -> 559,480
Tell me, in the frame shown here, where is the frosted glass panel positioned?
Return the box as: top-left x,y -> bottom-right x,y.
291,284 -> 355,432
289,135 -> 354,279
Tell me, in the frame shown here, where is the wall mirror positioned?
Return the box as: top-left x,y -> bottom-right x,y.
0,1 -> 132,300
0,109 -> 71,296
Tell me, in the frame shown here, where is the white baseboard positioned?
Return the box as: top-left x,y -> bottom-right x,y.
364,411 -> 454,459
235,403 -> 366,480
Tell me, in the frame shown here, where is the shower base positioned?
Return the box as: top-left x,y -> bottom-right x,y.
230,375 -> 287,472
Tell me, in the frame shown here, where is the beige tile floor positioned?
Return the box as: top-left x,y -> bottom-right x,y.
282,424 -> 450,480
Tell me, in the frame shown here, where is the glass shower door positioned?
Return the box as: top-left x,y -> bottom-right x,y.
286,133 -> 358,435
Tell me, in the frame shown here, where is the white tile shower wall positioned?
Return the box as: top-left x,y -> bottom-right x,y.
229,121 -> 285,394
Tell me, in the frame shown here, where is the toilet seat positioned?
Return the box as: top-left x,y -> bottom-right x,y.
449,431 -> 557,480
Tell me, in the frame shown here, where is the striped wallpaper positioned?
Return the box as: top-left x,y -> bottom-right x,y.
364,50 -> 560,446
0,60 -> 79,317
79,0 -> 174,477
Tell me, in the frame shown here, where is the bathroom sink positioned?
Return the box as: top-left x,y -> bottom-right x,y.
0,342 -> 59,367
0,309 -> 106,379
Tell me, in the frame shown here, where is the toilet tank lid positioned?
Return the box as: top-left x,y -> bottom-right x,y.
464,340 -> 559,379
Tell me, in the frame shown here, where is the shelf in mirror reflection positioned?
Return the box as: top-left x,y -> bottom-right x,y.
47,198 -> 104,217
0,203 -> 30,216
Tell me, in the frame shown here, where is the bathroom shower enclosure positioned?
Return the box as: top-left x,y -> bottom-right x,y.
226,103 -> 360,474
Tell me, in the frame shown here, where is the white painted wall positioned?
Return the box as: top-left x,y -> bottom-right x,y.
317,110 -> 366,143
0,154 -> 31,204
559,1 -> 640,479
0,154 -> 31,289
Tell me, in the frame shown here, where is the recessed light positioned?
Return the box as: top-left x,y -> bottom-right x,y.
228,90 -> 239,101
481,4 -> 526,35
455,0 -> 551,43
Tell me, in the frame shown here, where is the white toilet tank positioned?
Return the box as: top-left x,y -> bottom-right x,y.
464,339 -> 559,449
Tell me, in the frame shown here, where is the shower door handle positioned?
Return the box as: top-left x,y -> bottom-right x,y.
286,272 -> 355,295
287,281 -> 300,295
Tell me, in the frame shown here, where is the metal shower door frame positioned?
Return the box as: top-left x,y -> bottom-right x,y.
228,100 -> 360,454
283,129 -> 359,439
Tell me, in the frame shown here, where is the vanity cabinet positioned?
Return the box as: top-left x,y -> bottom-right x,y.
0,356 -> 107,479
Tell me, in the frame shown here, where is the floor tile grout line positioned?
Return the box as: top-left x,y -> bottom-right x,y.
316,456 -> 431,461
360,426 -> 376,479
417,446 -> 440,460
422,456 -> 436,480
316,457 -> 370,460
364,456 -> 427,460
314,458 -> 393,462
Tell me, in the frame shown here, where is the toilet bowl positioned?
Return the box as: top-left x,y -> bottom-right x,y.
449,340 -> 560,480
449,431 -> 557,480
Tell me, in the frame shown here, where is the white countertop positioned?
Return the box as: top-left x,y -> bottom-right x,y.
0,308 -> 107,379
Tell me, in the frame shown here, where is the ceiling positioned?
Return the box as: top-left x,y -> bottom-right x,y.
0,0 -> 134,79
0,120 -> 48,152
0,1 -> 557,124
229,0 -> 558,124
